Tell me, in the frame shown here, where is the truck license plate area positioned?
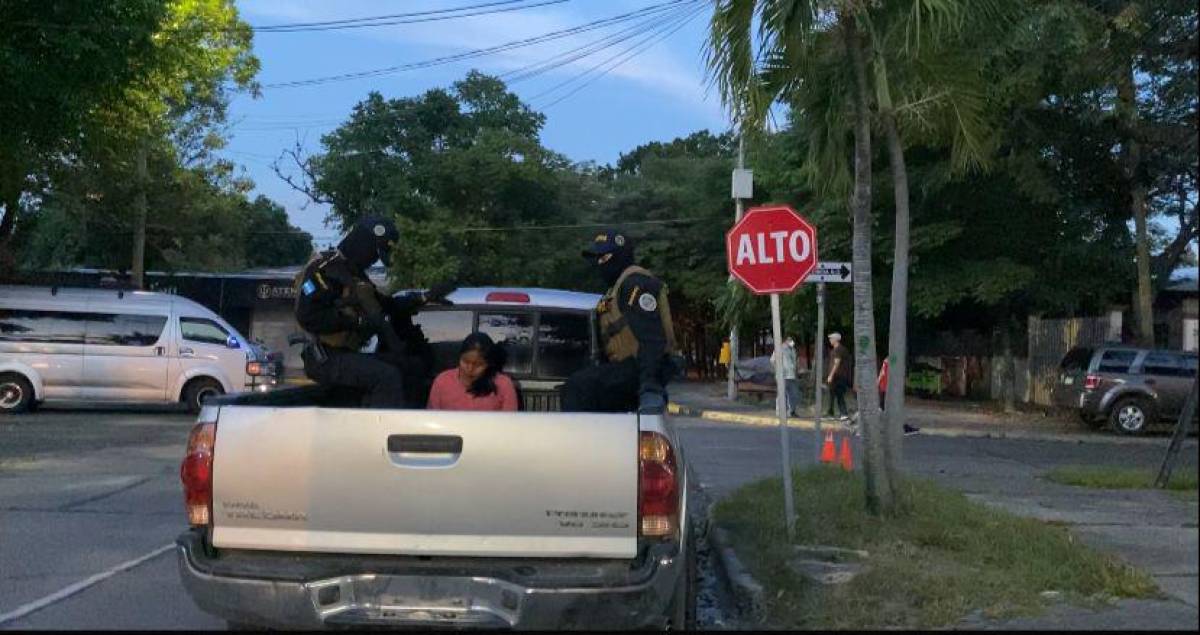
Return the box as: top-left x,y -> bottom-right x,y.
307,574 -> 524,628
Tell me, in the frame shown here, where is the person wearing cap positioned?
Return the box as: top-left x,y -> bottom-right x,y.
825,332 -> 852,419
293,215 -> 454,408
562,229 -> 678,414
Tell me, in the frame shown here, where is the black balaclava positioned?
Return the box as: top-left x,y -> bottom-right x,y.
338,216 -> 399,273
598,245 -> 633,286
582,229 -> 634,287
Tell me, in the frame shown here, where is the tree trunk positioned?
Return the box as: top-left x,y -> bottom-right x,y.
882,113 -> 909,497
844,15 -> 891,515
1000,319 -> 1016,414
1119,58 -> 1154,347
131,144 -> 149,290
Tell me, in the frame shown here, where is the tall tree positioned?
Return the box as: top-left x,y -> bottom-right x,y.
0,0 -> 166,268
708,0 -> 1020,512
281,72 -> 590,289
708,0 -> 895,513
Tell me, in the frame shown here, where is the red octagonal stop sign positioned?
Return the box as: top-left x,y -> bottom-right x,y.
726,205 -> 819,294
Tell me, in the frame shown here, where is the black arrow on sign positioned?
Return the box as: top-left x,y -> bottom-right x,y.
839,265 -> 850,279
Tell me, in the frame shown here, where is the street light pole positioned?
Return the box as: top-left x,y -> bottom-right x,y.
727,134 -> 748,400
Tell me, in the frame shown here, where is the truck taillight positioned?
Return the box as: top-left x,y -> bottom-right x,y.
1084,374 -> 1101,391
181,421 -> 216,527
638,431 -> 678,538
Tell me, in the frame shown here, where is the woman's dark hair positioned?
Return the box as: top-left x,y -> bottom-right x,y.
459,332 -> 508,397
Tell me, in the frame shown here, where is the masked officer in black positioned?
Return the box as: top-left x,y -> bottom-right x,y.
294,216 -> 452,408
561,229 -> 677,414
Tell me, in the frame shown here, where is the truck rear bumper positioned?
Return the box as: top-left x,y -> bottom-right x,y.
176,531 -> 682,630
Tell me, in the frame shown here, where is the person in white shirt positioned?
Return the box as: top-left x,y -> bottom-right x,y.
771,336 -> 803,417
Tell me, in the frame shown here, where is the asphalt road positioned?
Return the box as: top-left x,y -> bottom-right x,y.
0,409 -> 1196,630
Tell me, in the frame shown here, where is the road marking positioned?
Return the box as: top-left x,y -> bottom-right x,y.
0,543 -> 174,626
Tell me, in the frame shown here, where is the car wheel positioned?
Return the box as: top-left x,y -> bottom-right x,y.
1109,398 -> 1154,436
0,373 -> 34,414
668,527 -> 697,631
184,378 -> 223,414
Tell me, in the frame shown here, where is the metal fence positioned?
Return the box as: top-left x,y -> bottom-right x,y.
1025,314 -> 1121,406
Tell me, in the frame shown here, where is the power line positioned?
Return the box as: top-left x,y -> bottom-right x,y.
261,0 -> 692,89
499,0 -> 701,84
80,218 -> 702,237
255,0 -> 571,33
536,2 -> 704,109
7,0 -> 570,33
530,3 -> 699,103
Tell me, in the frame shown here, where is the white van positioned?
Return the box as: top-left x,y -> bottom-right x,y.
0,285 -> 277,414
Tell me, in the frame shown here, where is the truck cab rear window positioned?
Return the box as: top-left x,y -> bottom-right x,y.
412,310 -> 474,372
478,312 -> 533,376
537,312 -> 591,378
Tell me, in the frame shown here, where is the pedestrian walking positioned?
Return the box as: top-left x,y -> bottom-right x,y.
825,332 -> 851,419
878,356 -> 920,435
770,336 -> 803,417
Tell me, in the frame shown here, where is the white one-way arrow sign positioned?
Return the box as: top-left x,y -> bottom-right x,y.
806,261 -> 852,283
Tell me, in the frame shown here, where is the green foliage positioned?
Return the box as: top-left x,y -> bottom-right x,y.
716,467 -> 1159,629
1045,466 -> 1198,492
14,155 -> 310,273
0,0 -> 264,277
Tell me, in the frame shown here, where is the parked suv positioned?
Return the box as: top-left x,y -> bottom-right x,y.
1055,345 -> 1198,435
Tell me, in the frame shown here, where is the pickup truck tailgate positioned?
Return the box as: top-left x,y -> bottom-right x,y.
210,407 -> 639,559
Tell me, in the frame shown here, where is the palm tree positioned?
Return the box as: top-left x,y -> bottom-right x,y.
708,0 -> 894,513
863,2 -> 1006,492
706,0 -> 1004,513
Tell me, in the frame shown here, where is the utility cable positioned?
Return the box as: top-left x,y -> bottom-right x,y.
261,0 -> 692,89
255,0 -> 571,33
7,0 -> 569,33
499,0 -> 701,84
536,2 -> 704,109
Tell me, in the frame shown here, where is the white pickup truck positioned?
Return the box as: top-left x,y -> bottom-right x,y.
175,288 -> 696,630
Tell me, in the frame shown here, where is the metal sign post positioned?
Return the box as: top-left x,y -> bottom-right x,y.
813,282 -> 826,460
770,293 -> 797,539
726,205 -> 817,541
727,136 -> 751,401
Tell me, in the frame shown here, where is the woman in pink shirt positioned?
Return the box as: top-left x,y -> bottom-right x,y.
427,333 -> 518,411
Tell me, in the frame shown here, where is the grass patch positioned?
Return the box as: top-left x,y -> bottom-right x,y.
1045,466 -> 1198,492
1168,489 -> 1199,502
714,467 -> 1158,630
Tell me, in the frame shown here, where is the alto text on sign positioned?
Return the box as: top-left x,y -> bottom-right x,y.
726,206 -> 819,294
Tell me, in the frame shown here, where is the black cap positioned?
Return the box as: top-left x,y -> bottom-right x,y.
581,228 -> 630,258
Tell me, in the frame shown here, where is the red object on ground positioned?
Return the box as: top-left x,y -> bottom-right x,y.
839,435 -> 854,471
726,205 -> 819,294
878,357 -> 890,392
820,430 -> 837,463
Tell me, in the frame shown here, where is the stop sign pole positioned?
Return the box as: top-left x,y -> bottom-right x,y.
726,205 -> 818,540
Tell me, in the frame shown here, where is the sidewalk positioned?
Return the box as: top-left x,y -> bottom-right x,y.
669,380 -> 1195,446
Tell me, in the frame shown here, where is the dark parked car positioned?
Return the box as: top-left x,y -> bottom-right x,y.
1055,345 -> 1198,435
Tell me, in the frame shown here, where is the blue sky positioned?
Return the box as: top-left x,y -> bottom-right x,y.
225,0 -> 728,248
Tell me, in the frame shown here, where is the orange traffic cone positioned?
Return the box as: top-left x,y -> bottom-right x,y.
839,435 -> 854,471
820,430 -> 837,464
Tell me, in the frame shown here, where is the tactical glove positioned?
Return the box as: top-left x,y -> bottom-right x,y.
637,391 -> 666,415
423,281 -> 457,305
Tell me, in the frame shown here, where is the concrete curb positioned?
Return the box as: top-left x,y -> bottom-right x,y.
669,402 -> 1195,447
705,504 -> 765,626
